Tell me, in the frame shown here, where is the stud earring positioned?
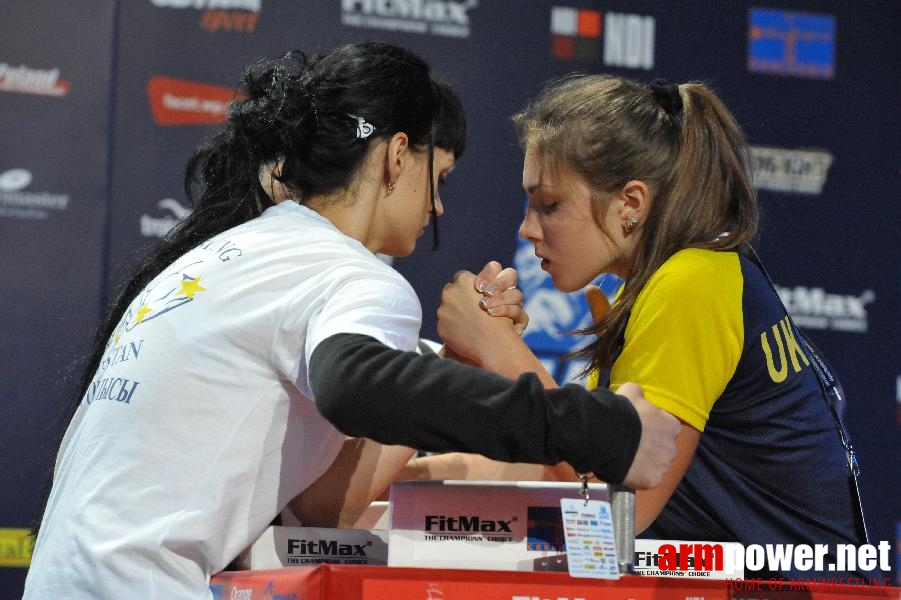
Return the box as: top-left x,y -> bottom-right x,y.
384,181 -> 397,195
624,217 -> 638,233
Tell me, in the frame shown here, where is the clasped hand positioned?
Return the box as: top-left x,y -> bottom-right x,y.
437,261 -> 527,367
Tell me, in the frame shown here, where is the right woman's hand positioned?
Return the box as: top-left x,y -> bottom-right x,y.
472,260 -> 528,335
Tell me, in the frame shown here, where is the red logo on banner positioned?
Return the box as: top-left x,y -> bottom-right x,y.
550,7 -> 602,61
147,76 -> 240,126
199,10 -> 259,33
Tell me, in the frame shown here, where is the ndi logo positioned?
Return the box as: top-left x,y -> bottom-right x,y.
341,0 -> 479,38
550,6 -> 601,61
550,6 -> 655,69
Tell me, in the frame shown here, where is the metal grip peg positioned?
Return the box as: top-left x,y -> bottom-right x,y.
610,484 -> 635,574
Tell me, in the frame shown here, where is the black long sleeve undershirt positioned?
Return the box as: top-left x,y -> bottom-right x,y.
309,333 -> 641,484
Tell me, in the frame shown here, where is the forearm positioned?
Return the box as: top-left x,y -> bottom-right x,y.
399,452 -> 551,482
477,333 -> 558,389
310,333 -> 641,484
289,438 -> 415,528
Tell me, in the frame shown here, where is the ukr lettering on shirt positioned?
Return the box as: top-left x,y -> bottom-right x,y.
760,316 -> 810,383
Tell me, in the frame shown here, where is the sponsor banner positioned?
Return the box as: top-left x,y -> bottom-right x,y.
388,480 -> 607,571
211,563 -> 897,599
0,62 -> 70,96
896,376 -> 901,429
141,198 -> 192,238
633,539 -> 745,580
635,540 -> 892,583
550,6 -> 601,62
147,76 -> 239,126
210,571 -> 314,599
234,526 -> 389,570
0,168 -> 72,221
149,0 -> 261,33
362,577 -> 708,599
550,6 -> 655,69
341,0 -> 479,39
0,528 -> 33,567
748,8 -> 836,79
775,285 -> 874,333
750,146 -> 833,194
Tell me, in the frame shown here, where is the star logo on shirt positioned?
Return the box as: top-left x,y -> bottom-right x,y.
177,276 -> 206,300
134,305 -> 152,324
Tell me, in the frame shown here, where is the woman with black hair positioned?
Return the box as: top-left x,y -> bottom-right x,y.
24,44 -> 679,598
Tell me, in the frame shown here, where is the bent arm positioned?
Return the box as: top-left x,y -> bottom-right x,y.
288,438 -> 415,528
635,423 -> 699,532
397,452 -> 552,483
310,333 -> 641,485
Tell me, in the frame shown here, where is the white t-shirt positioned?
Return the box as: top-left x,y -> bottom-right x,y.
24,201 -> 422,599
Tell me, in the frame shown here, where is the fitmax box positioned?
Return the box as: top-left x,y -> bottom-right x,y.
233,501 -> 391,569
233,525 -> 389,569
388,480 -> 608,572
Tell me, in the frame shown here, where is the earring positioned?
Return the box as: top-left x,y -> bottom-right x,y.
384,181 -> 397,195
624,217 -> 638,234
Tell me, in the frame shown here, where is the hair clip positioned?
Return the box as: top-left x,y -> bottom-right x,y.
348,114 -> 375,140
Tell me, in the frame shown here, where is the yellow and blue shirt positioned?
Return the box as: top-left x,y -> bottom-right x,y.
601,248 -> 865,578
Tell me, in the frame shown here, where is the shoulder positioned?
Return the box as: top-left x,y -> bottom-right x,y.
252,203 -> 416,294
642,248 -> 742,303
656,248 -> 740,280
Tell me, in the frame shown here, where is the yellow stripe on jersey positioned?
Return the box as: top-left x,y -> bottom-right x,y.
604,249 -> 745,432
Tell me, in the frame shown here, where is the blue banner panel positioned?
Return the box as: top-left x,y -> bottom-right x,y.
0,0 -> 116,593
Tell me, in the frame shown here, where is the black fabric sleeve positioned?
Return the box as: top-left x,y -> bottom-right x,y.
309,333 -> 642,484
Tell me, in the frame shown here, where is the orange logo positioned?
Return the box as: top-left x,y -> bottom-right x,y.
147,76 -> 241,126
551,6 -> 602,61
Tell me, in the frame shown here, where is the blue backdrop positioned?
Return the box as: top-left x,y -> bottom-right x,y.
2,0 -> 898,594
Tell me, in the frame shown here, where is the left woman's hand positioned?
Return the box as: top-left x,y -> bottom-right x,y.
472,261 -> 528,335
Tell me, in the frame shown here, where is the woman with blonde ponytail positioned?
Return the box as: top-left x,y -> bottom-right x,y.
434,74 -> 868,581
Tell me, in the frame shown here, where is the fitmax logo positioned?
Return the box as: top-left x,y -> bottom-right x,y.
343,0 -> 475,22
776,286 -> 874,333
425,514 -> 512,533
286,538 -> 371,557
341,0 -> 479,38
